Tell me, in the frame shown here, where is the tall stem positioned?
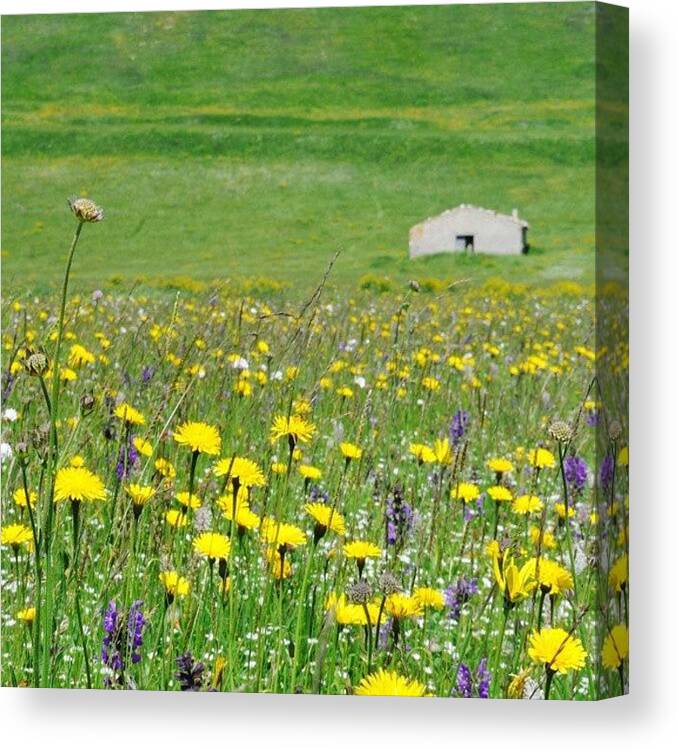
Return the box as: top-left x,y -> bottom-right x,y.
41,219 -> 84,687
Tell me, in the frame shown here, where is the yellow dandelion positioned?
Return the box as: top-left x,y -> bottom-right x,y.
260,518 -> 307,549
451,482 -> 480,503
174,421 -> 221,455
608,554 -> 629,592
193,531 -> 231,561
270,414 -> 316,446
132,437 -> 153,457
528,627 -> 587,674
17,607 -> 37,624
385,593 -> 423,619
176,491 -> 201,510
602,624 -> 629,670
409,443 -> 436,464
488,457 -> 515,475
355,668 -> 428,697
340,442 -> 363,461
13,487 -> 37,509
159,570 -> 191,600
413,587 -> 445,610
54,467 -> 106,503
487,485 -> 513,503
113,402 -> 146,426
304,502 -> 346,538
512,494 -> 543,515
165,509 -> 187,528
298,464 -> 322,481
214,456 -> 266,487
527,448 -> 556,469
155,457 -> 176,479
1,524 -> 33,550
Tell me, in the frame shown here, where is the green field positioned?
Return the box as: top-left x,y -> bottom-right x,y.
2,3 -> 597,295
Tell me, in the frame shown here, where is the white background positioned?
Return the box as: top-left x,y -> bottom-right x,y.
1,0 -> 676,746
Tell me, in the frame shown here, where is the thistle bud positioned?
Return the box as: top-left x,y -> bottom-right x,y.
24,350 -> 49,377
346,580 -> 372,605
68,197 -> 103,223
378,570 -> 401,596
548,420 -> 573,443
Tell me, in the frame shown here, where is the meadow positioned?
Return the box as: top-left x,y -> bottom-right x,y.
1,4 -> 599,293
0,202 -> 628,698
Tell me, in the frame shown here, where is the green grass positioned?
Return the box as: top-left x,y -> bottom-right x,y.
2,3 -> 597,294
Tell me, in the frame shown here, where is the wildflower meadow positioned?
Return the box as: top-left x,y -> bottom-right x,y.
0,201 -> 628,699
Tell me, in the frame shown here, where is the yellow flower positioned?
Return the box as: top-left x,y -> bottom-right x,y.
68,343 -> 95,368
433,437 -> 453,465
193,531 -> 231,561
355,668 -> 428,697
507,668 -> 532,699
16,607 -> 35,625
524,558 -> 573,595
270,414 -> 316,446
608,554 -> 629,592
409,443 -> 436,464
159,570 -> 190,599
155,457 -> 176,479
126,483 -> 155,506
555,502 -> 575,520
174,421 -> 221,455
223,500 -> 260,532
326,593 -> 380,626
529,526 -> 557,550
488,457 -> 515,475
13,487 -> 37,508
265,547 -> 292,579
344,540 -> 382,562
165,509 -> 187,528
493,550 -> 536,605
17,607 -> 37,624
385,593 -> 423,619
527,448 -> 555,469
69,455 -> 85,468
304,502 -> 346,537
413,587 -> 445,610
451,482 -> 480,503
214,456 -> 266,487
528,627 -> 587,674
512,494 -> 543,515
298,464 -> 322,481
486,539 -> 501,560
113,402 -> 146,426
1,524 -> 33,550
602,624 -> 629,669
340,442 -> 363,461
132,437 -> 153,457
271,461 -> 287,474
617,446 -> 629,467
260,518 -> 307,549
54,467 -> 106,502
487,485 -> 513,503
176,491 -> 201,509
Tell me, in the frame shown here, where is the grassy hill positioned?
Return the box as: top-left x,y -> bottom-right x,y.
1,3 -> 598,295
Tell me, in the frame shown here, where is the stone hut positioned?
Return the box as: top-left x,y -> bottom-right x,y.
409,204 -> 529,257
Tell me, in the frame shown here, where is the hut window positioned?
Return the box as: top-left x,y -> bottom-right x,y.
455,234 -> 474,251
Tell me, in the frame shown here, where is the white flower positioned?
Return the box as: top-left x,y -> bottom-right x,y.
353,376 -> 366,389
0,442 -> 13,463
2,408 -> 18,422
231,357 -> 249,370
270,370 -> 283,381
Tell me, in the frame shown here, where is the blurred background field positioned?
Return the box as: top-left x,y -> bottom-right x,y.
2,3 -> 597,296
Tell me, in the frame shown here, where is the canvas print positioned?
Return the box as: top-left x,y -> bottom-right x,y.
0,2 -> 628,699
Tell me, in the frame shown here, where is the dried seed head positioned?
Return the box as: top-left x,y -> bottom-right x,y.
68,197 -> 104,223
548,420 -> 573,443
80,393 -> 96,415
609,420 -> 622,442
24,350 -> 49,377
378,570 -> 401,596
346,580 -> 372,605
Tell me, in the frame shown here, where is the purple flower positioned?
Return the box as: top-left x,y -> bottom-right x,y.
600,454 -> 614,493
141,366 -> 155,384
476,658 -> 491,698
102,600 -> 146,684
176,652 -> 206,691
456,663 -> 473,698
116,436 -> 139,480
127,600 -> 146,664
456,658 -> 491,698
449,410 -> 470,446
586,410 -> 599,427
564,455 -> 588,494
444,576 -> 478,621
385,486 -> 415,547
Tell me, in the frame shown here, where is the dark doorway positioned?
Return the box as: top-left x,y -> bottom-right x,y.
455,234 -> 474,252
